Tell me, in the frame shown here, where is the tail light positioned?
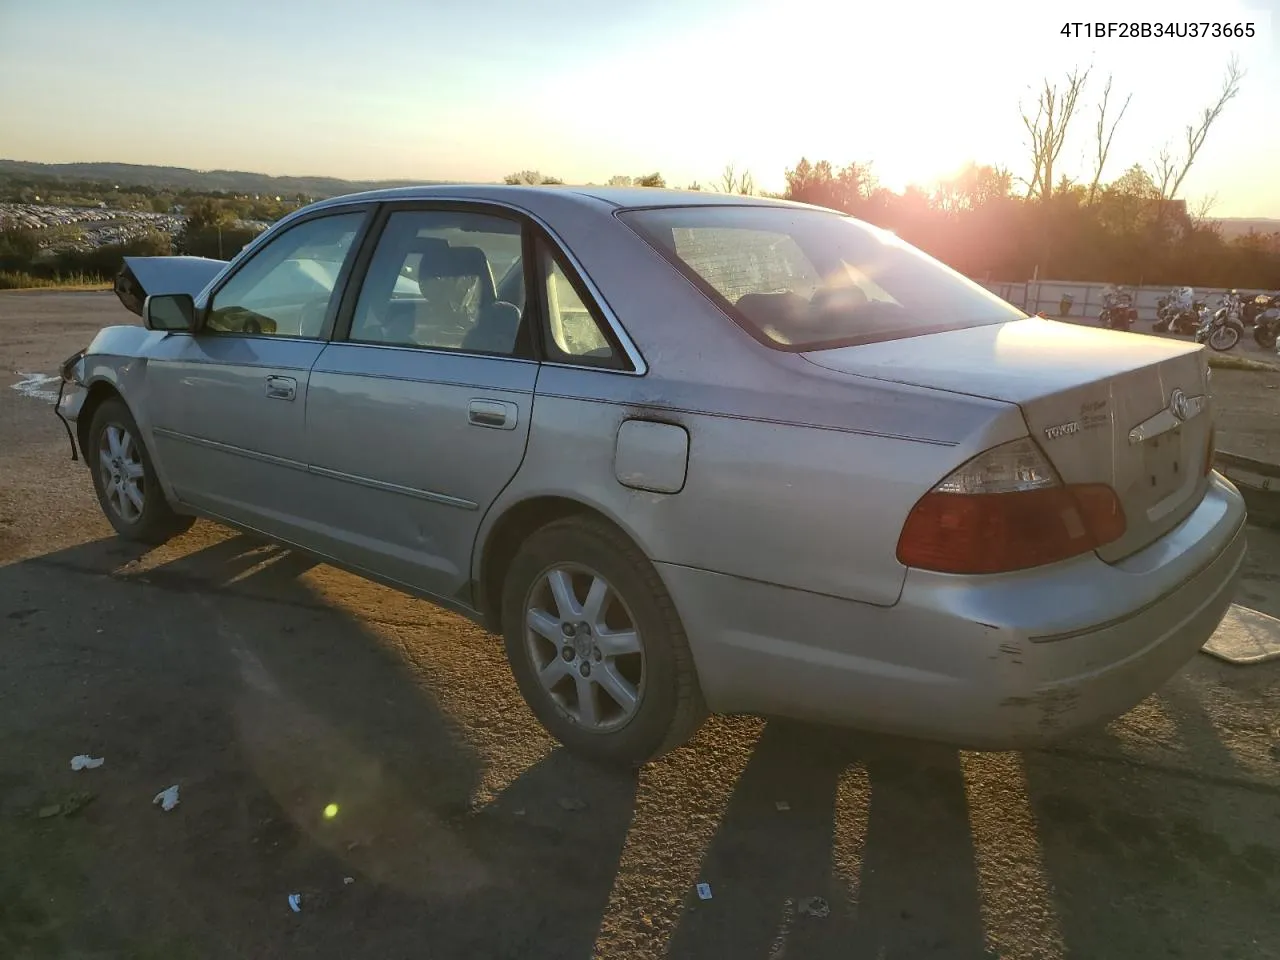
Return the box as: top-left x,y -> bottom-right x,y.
897,438 -> 1126,575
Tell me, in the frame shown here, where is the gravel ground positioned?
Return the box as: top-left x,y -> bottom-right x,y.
2,292 -> 1279,960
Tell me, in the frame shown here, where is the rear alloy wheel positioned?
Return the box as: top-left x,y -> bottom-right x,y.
1254,326 -> 1278,350
1208,324 -> 1241,352
501,516 -> 705,765
89,398 -> 193,544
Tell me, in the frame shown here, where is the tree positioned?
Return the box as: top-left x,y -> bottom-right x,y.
503,170 -> 563,185
1087,74 -> 1132,205
783,158 -> 875,213
717,163 -> 754,195
183,196 -> 234,232
1151,56 -> 1244,202
607,175 -> 633,186
1019,66 -> 1090,202
634,172 -> 666,188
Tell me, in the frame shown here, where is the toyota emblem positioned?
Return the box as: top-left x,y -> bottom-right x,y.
1170,388 -> 1189,421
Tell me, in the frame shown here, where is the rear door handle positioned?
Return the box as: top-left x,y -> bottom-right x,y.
468,399 -> 517,430
265,375 -> 297,401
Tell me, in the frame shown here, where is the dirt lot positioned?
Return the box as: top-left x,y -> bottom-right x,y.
3,292 -> 1280,960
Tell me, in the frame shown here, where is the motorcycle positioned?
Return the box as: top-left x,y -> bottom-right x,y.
1252,295 -> 1280,349
1153,286 -> 1200,334
1099,288 -> 1138,331
1244,292 -> 1278,331
1195,291 -> 1244,351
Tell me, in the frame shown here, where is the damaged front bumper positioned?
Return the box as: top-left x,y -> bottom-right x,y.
54,349 -> 88,461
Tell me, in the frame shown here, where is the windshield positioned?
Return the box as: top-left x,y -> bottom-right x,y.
619,205 -> 1026,350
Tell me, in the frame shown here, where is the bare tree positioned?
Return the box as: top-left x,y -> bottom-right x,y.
1156,56 -> 1245,202
1019,66 -> 1090,202
1087,74 -> 1132,205
1150,145 -> 1178,198
718,163 -> 739,194
738,170 -> 755,196
1190,193 -> 1219,224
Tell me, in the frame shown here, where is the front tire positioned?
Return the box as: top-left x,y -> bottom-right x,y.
1208,324 -> 1241,352
501,516 -> 705,765
88,398 -> 193,544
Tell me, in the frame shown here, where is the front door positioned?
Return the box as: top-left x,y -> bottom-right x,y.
146,209 -> 369,542
298,207 -> 537,603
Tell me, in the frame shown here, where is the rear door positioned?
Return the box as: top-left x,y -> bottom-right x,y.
298,204 -> 538,603
146,208 -> 370,541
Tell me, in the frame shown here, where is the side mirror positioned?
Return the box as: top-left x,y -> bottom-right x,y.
143,293 -> 197,332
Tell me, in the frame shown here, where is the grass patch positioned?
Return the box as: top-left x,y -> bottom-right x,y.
0,271 -> 112,292
1207,353 -> 1279,373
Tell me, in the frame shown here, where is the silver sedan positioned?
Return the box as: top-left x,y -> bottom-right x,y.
56,185 -> 1247,764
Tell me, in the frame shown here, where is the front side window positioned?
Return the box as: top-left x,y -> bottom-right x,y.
349,210 -> 526,356
619,206 -> 1026,350
206,212 -> 364,337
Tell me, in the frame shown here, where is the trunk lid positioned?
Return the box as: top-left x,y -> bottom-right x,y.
802,317 -> 1213,562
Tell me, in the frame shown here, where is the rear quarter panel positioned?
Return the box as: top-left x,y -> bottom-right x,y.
484,360 -> 1028,607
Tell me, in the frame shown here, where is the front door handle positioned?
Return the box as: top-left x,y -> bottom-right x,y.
265,375 -> 297,401
468,399 -> 517,430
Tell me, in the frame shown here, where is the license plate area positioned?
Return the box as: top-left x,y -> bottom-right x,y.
1142,427 -> 1184,500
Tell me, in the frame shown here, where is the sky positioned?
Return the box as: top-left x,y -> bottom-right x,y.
1,0 -> 1277,216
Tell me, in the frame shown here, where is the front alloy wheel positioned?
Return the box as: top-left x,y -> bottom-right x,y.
88,397 -> 193,544
98,424 -> 146,523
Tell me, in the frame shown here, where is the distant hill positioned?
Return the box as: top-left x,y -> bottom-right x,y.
0,159 -> 463,197
1215,217 -> 1280,239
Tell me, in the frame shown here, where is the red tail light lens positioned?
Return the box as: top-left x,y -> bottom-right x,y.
897,438 -> 1126,575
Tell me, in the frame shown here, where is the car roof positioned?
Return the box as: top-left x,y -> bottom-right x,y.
307,183 -> 813,214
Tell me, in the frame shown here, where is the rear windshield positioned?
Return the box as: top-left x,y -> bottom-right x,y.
619,205 -> 1026,350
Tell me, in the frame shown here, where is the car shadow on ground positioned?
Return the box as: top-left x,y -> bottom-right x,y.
3,530 -> 1280,959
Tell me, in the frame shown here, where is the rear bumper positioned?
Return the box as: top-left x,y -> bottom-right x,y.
660,473 -> 1247,748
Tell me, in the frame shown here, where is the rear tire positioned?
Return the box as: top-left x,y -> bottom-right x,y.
88,398 -> 193,544
1255,326 -> 1278,350
500,515 -> 705,766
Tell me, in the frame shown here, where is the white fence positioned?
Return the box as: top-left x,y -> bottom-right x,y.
980,280 -> 1275,322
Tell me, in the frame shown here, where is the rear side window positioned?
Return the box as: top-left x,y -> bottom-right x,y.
537,242 -> 619,367
619,206 -> 1025,350
348,210 -> 527,356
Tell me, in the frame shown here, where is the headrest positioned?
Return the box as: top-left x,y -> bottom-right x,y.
412,241 -> 496,301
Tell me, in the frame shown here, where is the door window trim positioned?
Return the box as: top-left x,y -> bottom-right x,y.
197,203 -> 377,343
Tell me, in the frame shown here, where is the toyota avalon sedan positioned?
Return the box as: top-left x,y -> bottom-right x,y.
56,185 -> 1247,764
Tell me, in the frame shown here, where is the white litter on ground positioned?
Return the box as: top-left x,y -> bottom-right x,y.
343,877 -> 355,886
153,785 -> 180,811
70,755 -> 104,771
10,373 -> 61,403
696,882 -> 713,901
288,893 -> 303,912
775,800 -> 790,811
